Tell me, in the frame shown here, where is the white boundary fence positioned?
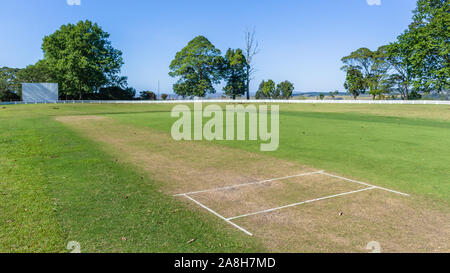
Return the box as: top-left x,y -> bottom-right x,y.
1,99 -> 449,105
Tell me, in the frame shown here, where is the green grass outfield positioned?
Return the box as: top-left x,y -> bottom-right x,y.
1,103 -> 449,252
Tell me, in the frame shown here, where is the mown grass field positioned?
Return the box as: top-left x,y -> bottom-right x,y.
0,103 -> 449,252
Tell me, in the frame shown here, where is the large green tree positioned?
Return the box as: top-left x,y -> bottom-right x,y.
96,86 -> 136,100
223,48 -> 246,99
341,47 -> 388,99
42,20 -> 124,100
276,81 -> 294,99
343,67 -> 366,99
255,79 -> 278,99
0,67 -> 21,101
341,0 -> 449,100
400,0 -> 449,92
341,48 -> 376,77
16,60 -> 54,84
378,43 -> 418,100
139,91 -> 157,100
169,36 -> 224,98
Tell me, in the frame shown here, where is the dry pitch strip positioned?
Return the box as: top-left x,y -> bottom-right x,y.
174,170 -> 409,236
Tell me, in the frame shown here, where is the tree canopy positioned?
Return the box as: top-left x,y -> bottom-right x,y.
223,48 -> 246,99
42,20 -> 125,99
342,0 -> 449,100
344,68 -> 366,99
96,86 -> 136,100
0,67 -> 21,101
277,81 -> 294,99
378,43 -> 418,100
140,91 -> 157,100
169,36 -> 224,98
401,0 -> 449,92
341,47 -> 388,99
255,80 -> 277,99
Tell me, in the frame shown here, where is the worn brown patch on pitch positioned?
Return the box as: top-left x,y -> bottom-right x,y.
233,189 -> 450,253
55,115 -> 315,195
191,174 -> 366,218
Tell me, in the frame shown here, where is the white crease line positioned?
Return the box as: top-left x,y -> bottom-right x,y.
174,171 -> 324,197
227,187 -> 377,221
181,194 -> 253,236
320,172 -> 409,197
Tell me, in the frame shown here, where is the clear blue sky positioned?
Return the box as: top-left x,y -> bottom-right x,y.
1,0 -> 417,93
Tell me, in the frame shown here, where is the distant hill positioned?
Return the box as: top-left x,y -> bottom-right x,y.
292,91 -> 347,97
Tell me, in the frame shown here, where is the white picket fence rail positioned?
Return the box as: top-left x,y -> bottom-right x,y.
1,99 -> 449,105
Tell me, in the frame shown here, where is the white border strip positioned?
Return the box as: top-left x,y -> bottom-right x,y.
174,171 -> 324,197
227,187 -> 377,221
182,194 -> 253,236
320,172 -> 409,197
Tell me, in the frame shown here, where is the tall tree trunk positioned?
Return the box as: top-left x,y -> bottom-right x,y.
244,28 -> 259,100
404,86 -> 409,100
246,80 -> 250,100
245,66 -> 250,100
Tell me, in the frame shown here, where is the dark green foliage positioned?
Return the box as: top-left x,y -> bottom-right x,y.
401,0 -> 449,92
16,61 -> 55,84
0,67 -> 21,101
95,86 -> 136,100
140,91 -> 157,100
255,80 -> 294,99
344,68 -> 366,99
223,49 -> 246,99
329,90 -> 339,99
0,91 -> 20,102
277,81 -> 294,99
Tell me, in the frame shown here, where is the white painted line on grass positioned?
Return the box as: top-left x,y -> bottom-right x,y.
174,171 -> 324,197
181,194 -> 254,236
227,187 -> 377,221
320,172 -> 410,197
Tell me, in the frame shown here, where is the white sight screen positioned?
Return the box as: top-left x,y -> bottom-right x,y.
22,83 -> 59,102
